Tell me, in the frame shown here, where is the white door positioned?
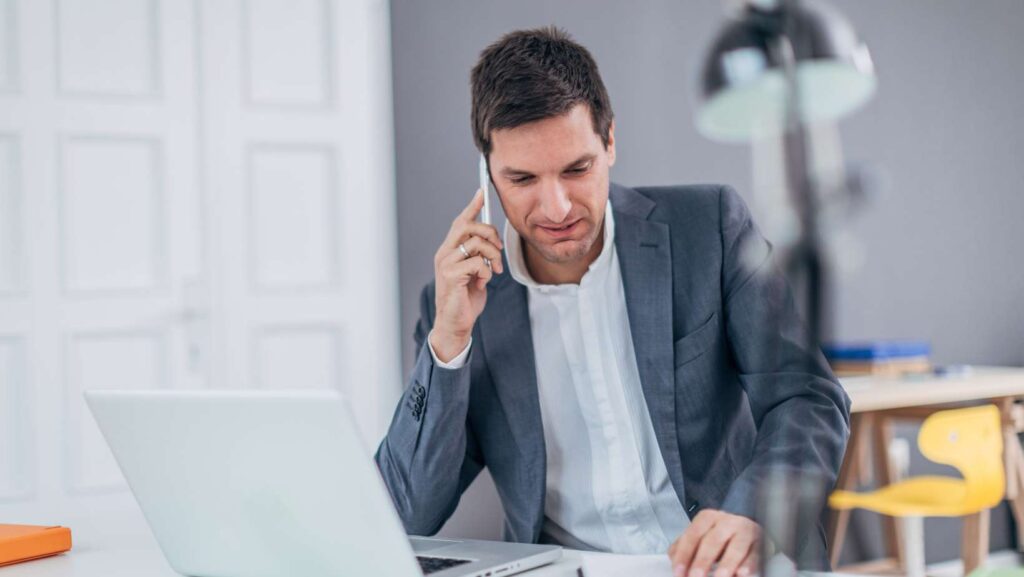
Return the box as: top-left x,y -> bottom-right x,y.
0,0 -> 399,550
200,0 -> 400,439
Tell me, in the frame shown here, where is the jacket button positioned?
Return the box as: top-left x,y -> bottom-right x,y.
687,501 -> 700,514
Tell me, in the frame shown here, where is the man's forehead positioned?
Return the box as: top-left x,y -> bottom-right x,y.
489,105 -> 603,172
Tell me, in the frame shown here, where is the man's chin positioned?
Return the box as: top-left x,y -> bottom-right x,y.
532,238 -> 592,264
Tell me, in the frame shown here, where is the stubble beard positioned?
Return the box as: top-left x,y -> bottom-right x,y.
523,221 -> 601,266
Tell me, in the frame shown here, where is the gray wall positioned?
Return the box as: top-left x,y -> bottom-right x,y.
389,0 -> 1024,562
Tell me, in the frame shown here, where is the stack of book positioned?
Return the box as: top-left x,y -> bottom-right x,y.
823,341 -> 932,377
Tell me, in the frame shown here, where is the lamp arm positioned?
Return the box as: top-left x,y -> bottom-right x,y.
770,18 -> 830,349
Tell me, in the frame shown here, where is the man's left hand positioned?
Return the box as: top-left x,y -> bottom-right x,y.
667,509 -> 761,577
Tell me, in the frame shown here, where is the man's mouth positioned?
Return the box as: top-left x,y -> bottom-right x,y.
537,219 -> 581,239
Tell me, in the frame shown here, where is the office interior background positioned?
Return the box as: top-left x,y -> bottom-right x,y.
1,0 -> 1023,569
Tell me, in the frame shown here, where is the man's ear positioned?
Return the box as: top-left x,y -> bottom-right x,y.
606,121 -> 616,167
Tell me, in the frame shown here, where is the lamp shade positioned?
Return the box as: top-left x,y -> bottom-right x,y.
696,0 -> 876,142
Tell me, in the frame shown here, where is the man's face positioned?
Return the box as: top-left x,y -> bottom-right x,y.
488,104 -> 616,266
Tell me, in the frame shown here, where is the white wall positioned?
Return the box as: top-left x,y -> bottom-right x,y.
0,0 -> 400,548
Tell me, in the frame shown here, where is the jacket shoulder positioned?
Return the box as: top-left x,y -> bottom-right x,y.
629,183 -> 732,230
634,183 -> 724,214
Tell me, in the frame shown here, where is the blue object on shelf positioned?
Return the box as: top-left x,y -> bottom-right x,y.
823,341 -> 931,361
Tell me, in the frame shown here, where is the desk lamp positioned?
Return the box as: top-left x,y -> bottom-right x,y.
696,0 -> 876,351
696,0 -> 876,572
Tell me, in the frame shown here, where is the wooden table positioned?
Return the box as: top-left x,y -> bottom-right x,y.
827,367 -> 1024,573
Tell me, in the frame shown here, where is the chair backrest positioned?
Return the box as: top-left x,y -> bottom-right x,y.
918,405 -> 1005,510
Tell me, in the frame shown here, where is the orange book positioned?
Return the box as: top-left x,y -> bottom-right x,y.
0,525 -> 73,567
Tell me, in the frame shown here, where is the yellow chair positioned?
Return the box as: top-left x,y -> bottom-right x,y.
829,405 -> 1005,577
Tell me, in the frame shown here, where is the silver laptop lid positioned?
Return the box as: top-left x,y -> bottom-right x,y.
86,389 -> 423,577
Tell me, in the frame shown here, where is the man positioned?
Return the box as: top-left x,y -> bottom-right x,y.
376,27 -> 850,577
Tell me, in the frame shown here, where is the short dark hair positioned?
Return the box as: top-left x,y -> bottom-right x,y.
470,27 -> 614,156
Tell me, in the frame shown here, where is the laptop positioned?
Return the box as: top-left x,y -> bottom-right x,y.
85,389 -> 561,577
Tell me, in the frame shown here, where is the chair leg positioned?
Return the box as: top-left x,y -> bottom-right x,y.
962,510 -> 990,576
901,516 -> 926,577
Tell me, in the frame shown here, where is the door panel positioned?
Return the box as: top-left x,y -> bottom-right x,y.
200,0 -> 399,440
0,0 -> 399,549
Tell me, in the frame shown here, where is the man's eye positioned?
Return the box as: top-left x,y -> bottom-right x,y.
511,176 -> 533,185
567,164 -> 590,175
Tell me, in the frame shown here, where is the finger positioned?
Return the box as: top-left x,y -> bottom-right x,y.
441,221 -> 503,260
670,511 -> 717,573
713,532 -> 755,577
688,526 -> 732,577
439,237 -> 502,275
444,256 -> 492,287
440,191 -> 490,250
456,222 -> 503,251
668,537 -> 686,577
459,236 -> 503,273
736,550 -> 759,577
458,188 -> 485,221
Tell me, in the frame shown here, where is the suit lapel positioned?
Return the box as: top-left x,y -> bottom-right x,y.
612,187 -> 686,501
478,266 -> 546,539
479,276 -> 544,459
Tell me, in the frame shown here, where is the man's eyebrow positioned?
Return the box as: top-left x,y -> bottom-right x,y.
499,154 -> 597,177
499,166 -> 534,177
562,154 -> 596,170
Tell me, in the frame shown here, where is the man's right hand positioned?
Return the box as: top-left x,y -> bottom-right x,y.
430,189 -> 504,363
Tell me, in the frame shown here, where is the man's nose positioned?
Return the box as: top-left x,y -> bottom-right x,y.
539,181 -> 572,223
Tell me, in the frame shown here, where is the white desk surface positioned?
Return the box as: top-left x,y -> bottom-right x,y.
3,547 -> 849,577
6,546 -> 583,577
840,365 -> 1024,413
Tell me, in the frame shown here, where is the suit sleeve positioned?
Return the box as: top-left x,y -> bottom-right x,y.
715,186 -> 851,530
374,283 -> 485,535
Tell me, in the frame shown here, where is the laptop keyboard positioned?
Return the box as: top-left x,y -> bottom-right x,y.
416,556 -> 472,575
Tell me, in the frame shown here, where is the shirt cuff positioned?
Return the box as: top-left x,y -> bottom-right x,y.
427,331 -> 472,369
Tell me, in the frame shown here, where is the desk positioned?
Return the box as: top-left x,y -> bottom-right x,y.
828,366 -> 1024,572
4,547 -> 848,577
6,546 -> 607,577
0,547 -> 636,577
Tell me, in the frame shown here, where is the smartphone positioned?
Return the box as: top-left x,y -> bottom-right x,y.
478,154 -> 492,226
478,154 -> 494,269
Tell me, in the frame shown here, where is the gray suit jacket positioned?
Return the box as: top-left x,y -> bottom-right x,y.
375,183 -> 851,569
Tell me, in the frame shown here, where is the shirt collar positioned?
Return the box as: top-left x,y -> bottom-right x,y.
504,200 -> 615,290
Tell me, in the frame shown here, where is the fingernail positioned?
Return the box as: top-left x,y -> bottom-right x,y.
691,569 -> 704,577
674,565 -> 686,577
738,568 -> 750,577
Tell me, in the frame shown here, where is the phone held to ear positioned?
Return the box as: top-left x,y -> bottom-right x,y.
479,154 -> 494,269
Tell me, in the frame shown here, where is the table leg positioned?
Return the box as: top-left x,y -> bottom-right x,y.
828,413 -> 868,568
998,397 -> 1024,552
962,509 -> 990,575
1012,453 -> 1024,552
872,414 -> 904,569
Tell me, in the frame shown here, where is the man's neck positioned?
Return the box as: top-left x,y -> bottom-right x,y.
523,222 -> 605,286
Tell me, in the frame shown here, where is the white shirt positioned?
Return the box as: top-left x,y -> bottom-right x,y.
428,202 -> 688,553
